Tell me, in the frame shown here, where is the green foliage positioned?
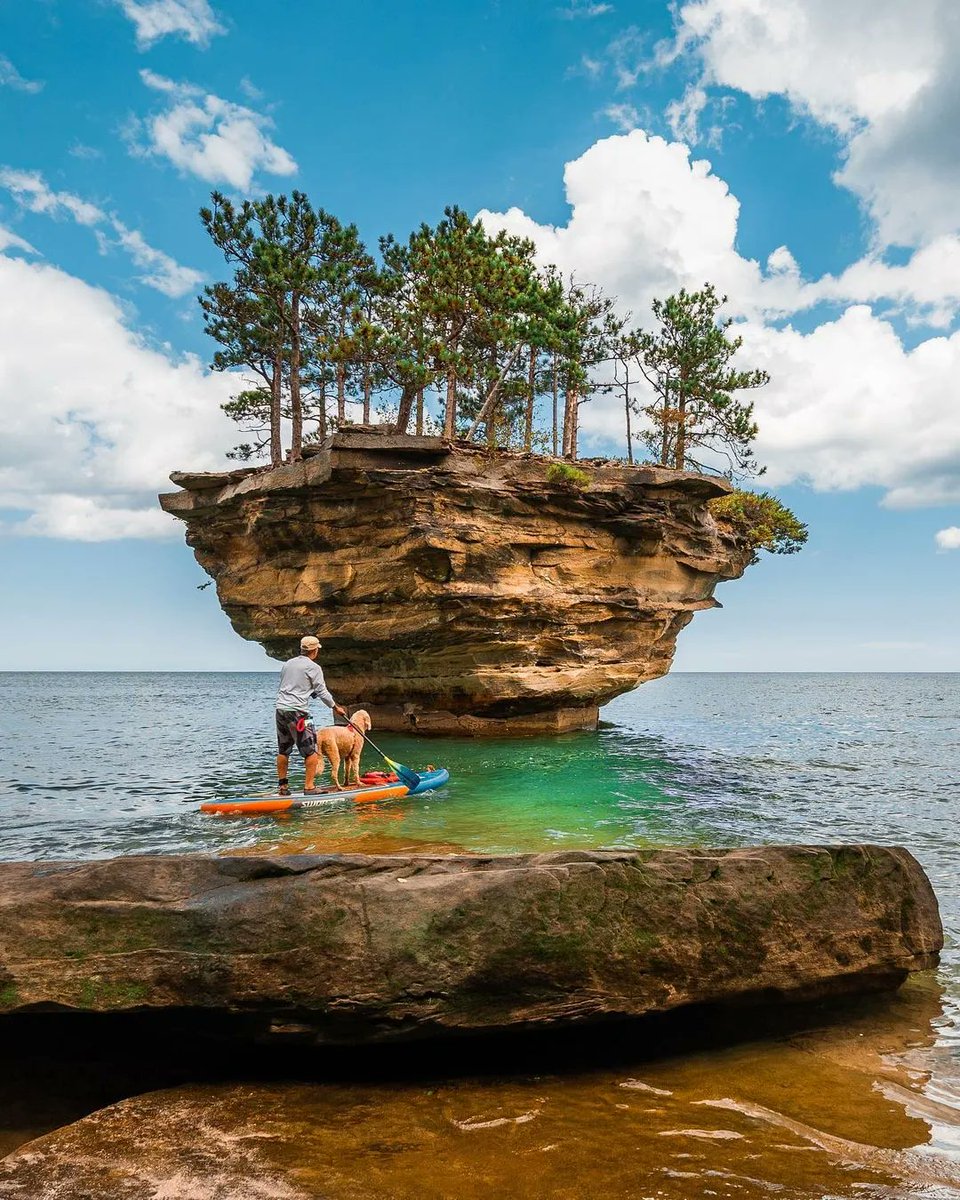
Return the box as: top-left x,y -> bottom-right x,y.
631,283 -> 768,476
199,196 -> 776,473
200,190 -> 330,464
546,462 -> 590,489
709,490 -> 808,563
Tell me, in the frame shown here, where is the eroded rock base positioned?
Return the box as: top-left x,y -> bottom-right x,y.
367,702 -> 600,734
1,977 -> 957,1200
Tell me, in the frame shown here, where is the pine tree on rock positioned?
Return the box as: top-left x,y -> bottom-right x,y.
555,280 -> 622,460
200,191 -> 327,463
200,280 -> 286,463
462,239 -> 564,447
634,284 -> 768,476
315,218 -> 375,427
375,232 -> 437,434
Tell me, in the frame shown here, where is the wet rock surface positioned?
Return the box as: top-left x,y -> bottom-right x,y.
159,433 -> 750,734
1,975 -> 958,1200
0,846 -> 941,1040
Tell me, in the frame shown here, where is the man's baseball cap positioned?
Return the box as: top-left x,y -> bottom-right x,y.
300,635 -> 322,652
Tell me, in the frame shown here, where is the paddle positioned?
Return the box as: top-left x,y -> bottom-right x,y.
346,720 -> 421,789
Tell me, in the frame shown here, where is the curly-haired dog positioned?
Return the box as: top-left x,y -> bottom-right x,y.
318,710 -> 372,788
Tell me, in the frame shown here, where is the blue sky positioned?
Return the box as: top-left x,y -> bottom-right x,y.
0,0 -> 958,671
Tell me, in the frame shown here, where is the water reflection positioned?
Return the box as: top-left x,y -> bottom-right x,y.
1,976 -> 959,1198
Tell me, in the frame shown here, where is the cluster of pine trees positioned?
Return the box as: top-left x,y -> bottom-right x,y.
200,192 -> 768,475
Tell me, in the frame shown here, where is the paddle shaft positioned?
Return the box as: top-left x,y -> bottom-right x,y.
346,720 -> 419,784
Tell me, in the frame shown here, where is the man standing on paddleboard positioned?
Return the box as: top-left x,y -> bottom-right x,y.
276,635 -> 346,796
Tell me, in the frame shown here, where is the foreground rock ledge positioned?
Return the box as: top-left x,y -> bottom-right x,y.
159,432 -> 751,734
0,847 -> 941,1043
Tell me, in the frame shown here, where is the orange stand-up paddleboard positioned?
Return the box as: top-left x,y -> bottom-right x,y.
200,768 -> 449,816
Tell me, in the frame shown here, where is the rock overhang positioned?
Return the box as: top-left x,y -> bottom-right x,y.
160,431 -> 752,734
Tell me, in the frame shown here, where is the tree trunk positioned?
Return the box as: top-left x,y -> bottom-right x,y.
563,383 -> 578,459
674,371 -> 686,470
464,344 -> 523,443
486,346 -> 498,449
415,387 -> 424,436
317,370 -> 327,443
660,374 -> 671,465
336,363 -> 346,424
270,351 -> 282,467
524,345 -> 536,453
362,364 -> 371,425
289,293 -> 302,460
552,354 -> 558,457
394,383 -> 416,434
624,364 -> 633,465
443,367 -> 457,440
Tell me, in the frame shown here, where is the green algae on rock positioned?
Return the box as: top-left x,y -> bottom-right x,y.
0,846 -> 941,1039
158,430 -> 752,735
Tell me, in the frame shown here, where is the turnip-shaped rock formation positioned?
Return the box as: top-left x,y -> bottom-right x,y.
160,430 -> 751,734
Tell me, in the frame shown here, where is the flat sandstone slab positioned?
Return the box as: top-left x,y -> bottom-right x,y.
0,847 -> 941,1042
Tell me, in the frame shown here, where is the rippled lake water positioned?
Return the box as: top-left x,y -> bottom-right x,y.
1,671 -> 959,1197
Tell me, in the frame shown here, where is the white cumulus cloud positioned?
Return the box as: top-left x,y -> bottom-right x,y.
114,0 -> 224,48
0,251 -> 237,541
935,527 -> 960,551
0,167 -> 203,298
479,131 -> 960,506
668,0 -> 960,247
740,309 -> 960,505
132,70 -> 297,191
479,131 -> 779,322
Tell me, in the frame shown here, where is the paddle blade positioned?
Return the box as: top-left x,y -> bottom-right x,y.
386,758 -> 421,788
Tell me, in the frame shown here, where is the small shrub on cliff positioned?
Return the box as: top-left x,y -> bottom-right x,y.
709,490 -> 808,564
546,462 -> 590,489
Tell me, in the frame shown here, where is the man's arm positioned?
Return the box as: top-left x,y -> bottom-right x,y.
308,663 -> 345,715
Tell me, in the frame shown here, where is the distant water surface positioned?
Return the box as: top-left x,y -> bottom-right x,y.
1,671 -> 959,1197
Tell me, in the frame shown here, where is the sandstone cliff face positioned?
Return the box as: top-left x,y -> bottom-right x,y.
0,848 -> 941,1041
160,431 -> 751,734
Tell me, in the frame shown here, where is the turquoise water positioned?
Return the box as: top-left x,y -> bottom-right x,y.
0,670 -> 954,863
3,671 -> 960,1197
1,670 -> 957,957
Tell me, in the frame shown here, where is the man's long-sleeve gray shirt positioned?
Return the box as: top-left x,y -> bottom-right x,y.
276,656 -> 336,712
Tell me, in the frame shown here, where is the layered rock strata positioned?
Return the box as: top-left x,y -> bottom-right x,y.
0,847 -> 941,1042
159,431 -> 751,734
